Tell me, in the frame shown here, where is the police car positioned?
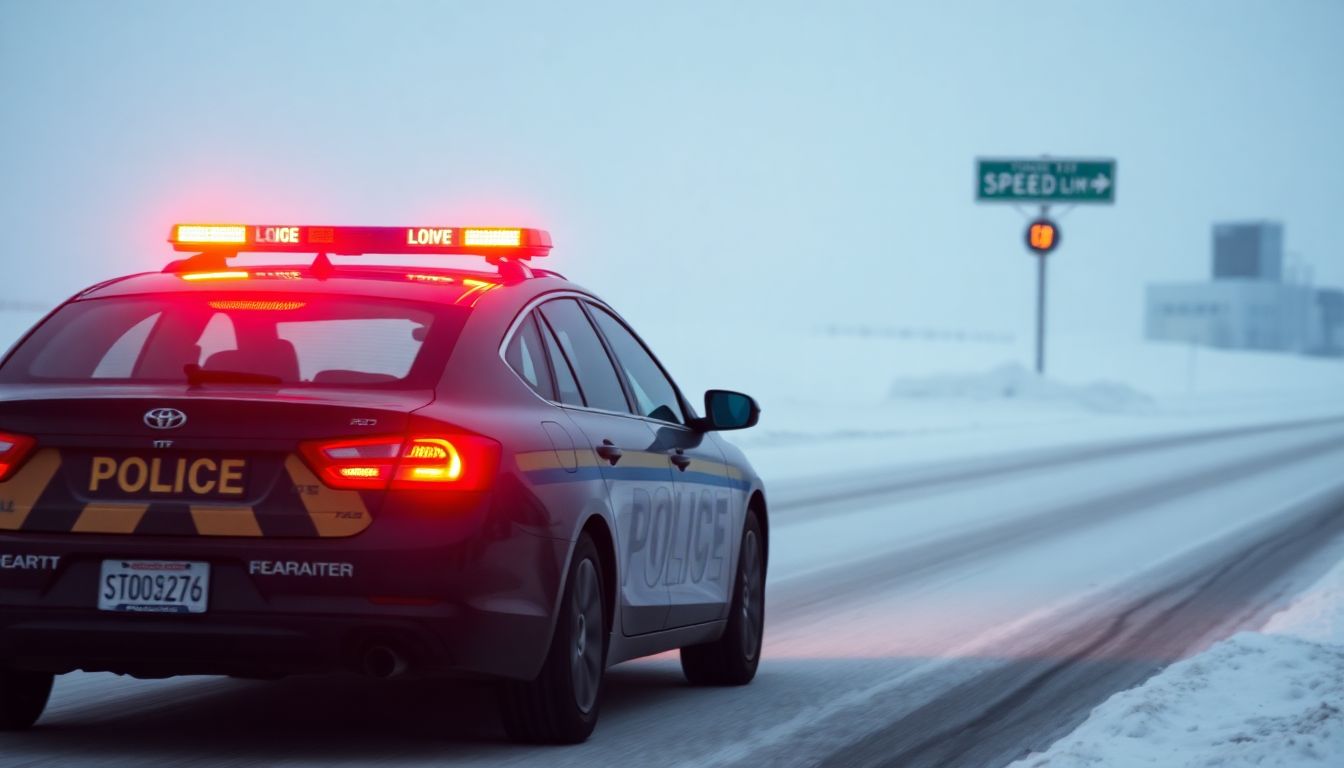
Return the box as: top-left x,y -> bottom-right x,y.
0,224 -> 766,743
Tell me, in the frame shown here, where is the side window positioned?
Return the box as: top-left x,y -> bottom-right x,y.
536,313 -> 585,406
503,313 -> 555,400
588,305 -> 685,425
537,299 -> 630,414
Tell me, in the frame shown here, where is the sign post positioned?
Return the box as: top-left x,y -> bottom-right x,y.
976,157 -> 1115,373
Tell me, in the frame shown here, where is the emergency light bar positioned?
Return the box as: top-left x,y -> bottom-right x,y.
170,224 -> 552,259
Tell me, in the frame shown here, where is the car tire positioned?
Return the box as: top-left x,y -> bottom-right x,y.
681,509 -> 765,686
0,668 -> 53,731
499,533 -> 607,744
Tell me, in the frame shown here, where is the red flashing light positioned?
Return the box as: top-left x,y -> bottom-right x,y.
0,430 -> 36,483
338,466 -> 383,479
300,436 -> 399,490
173,224 -> 248,245
400,438 -> 464,482
462,228 -> 522,247
180,271 -> 249,281
208,300 -> 307,311
299,433 -> 500,492
169,224 -> 552,259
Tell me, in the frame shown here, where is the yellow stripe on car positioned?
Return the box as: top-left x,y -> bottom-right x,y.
190,505 -> 264,537
72,503 -> 149,534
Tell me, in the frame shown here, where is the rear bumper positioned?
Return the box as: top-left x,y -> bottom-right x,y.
0,520 -> 570,681
0,602 -> 550,680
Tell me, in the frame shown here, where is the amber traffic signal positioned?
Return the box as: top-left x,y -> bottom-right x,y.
1025,219 -> 1059,254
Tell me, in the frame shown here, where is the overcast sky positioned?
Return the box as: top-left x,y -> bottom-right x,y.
2,0 -> 1341,347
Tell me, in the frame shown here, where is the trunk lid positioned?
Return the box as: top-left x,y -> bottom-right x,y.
0,384 -> 432,538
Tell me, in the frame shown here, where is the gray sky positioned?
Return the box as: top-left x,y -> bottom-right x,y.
2,0 -> 1341,344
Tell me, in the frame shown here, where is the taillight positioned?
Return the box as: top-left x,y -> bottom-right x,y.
0,430 -> 36,482
300,434 -> 500,492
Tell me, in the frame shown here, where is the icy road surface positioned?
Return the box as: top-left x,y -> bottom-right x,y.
3,415 -> 1344,768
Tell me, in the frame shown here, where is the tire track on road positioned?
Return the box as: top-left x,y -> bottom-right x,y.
772,414 -> 1344,518
815,483 -> 1344,768
768,428 -> 1344,624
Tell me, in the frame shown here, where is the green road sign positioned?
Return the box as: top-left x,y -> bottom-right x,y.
976,158 -> 1116,204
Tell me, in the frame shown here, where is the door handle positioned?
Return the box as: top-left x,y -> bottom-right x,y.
595,440 -> 623,465
669,449 -> 691,471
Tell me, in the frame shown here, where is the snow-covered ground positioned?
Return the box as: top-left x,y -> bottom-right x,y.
1010,555 -> 1344,768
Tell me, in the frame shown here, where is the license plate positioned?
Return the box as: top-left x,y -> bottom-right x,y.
98,560 -> 210,614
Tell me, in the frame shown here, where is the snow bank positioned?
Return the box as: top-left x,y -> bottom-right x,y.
1009,558 -> 1344,768
887,363 -> 1152,412
621,319 -> 1344,486
1261,562 -> 1344,646
639,317 -> 1344,407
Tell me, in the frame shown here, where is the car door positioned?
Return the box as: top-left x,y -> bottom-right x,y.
584,303 -> 736,629
534,298 -> 674,636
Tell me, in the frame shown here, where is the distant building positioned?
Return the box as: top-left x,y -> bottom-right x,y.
1145,281 -> 1313,351
1145,221 -> 1342,357
1312,288 -> 1344,355
1212,221 -> 1283,280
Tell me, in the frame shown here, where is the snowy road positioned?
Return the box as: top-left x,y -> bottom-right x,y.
3,415 -> 1344,767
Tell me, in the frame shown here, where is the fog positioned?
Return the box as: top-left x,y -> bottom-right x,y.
2,0 -> 1342,367
3,6 -> 1344,763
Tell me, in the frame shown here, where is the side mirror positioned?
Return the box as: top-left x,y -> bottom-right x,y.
699,389 -> 760,431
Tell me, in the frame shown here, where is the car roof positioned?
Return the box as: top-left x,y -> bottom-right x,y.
73,265 -> 586,308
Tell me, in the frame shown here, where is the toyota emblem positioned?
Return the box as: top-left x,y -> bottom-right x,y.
144,408 -> 187,430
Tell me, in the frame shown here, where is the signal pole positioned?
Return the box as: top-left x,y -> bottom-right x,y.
1035,245 -> 1047,373
1025,206 -> 1059,374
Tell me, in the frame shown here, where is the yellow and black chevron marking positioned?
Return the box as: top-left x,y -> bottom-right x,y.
0,449 -> 371,538
284,456 -> 372,537
0,449 -> 59,531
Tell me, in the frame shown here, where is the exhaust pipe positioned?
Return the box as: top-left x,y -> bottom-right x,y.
362,645 -> 408,679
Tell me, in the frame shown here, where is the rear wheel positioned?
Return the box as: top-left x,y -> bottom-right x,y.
0,668 -> 53,731
681,510 -> 766,686
500,533 -> 607,744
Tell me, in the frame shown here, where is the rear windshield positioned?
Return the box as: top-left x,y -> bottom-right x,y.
0,294 -> 468,388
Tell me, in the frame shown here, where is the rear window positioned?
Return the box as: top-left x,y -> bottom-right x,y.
0,295 -> 468,387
